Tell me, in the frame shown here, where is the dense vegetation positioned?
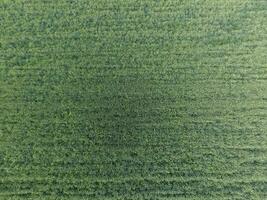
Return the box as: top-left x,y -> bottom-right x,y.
0,0 -> 266,199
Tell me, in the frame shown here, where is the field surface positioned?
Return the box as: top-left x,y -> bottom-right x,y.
0,0 -> 267,199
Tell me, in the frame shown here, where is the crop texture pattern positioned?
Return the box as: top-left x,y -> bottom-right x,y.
0,0 -> 267,199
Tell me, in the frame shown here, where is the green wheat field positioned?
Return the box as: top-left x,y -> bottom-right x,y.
0,0 -> 267,199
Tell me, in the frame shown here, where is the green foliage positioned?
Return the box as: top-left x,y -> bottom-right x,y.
0,0 -> 266,199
